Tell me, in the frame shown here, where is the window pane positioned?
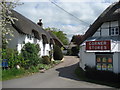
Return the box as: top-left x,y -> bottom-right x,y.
115,28 -> 119,35
111,28 -> 114,35
110,27 -> 119,36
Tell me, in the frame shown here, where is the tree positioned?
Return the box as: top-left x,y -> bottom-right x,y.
71,35 -> 84,45
70,34 -> 84,56
0,0 -> 21,48
45,27 -> 69,45
53,45 -> 63,60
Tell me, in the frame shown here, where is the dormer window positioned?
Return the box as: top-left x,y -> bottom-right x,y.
110,27 -> 119,36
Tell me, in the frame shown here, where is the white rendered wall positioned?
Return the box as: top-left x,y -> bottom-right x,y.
118,53 -> 120,73
25,35 -> 34,44
38,39 -> 44,56
44,44 -> 50,56
113,53 -> 119,73
79,45 -> 95,70
93,21 -> 119,37
111,41 -> 119,52
101,22 -> 109,36
111,21 -> 118,27
101,28 -> 109,36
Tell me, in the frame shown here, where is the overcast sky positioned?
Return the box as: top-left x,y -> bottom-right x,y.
14,0 -> 118,40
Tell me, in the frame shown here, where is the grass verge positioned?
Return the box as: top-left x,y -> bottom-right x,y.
75,66 -> 120,88
2,60 -> 62,81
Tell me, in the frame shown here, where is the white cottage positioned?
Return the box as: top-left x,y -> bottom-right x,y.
7,10 -> 64,56
79,1 -> 120,73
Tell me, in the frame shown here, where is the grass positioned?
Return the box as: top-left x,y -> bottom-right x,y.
2,60 -> 62,81
75,66 -> 120,88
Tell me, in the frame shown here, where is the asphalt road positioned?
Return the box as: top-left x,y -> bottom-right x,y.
2,56 -> 112,88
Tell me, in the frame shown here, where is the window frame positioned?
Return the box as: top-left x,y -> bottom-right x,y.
109,26 -> 119,36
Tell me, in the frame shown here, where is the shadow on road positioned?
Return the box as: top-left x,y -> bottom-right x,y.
56,62 -> 80,81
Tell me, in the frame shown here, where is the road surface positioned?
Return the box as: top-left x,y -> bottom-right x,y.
2,56 -> 112,88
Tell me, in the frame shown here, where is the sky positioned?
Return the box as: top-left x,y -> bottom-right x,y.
14,0 -> 119,40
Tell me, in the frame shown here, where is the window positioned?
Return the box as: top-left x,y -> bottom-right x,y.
96,54 -> 113,71
30,35 -> 32,40
110,27 -> 119,36
27,34 -> 29,38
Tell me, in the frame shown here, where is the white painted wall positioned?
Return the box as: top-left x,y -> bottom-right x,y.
111,21 -> 118,27
93,21 -> 119,37
44,44 -> 50,56
113,53 -> 119,73
118,53 -> 120,73
101,28 -> 109,36
25,35 -> 34,44
111,40 -> 119,52
79,45 -> 95,70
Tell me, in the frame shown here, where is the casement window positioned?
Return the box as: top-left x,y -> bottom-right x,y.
29,35 -> 32,40
27,35 -> 33,40
27,34 -> 29,38
110,27 -> 119,36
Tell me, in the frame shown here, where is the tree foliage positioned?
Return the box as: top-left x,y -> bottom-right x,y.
45,27 -> 69,45
0,0 -> 21,48
53,45 -> 63,60
21,43 -> 41,69
71,35 -> 84,45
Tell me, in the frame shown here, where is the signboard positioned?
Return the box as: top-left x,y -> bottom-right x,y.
86,40 -> 111,50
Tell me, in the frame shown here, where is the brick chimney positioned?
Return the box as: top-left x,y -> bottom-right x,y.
37,19 -> 43,27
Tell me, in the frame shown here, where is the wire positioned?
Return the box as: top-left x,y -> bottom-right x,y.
49,0 -> 90,26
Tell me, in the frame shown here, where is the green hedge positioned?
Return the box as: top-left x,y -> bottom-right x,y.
84,65 -> 120,82
53,45 -> 63,60
42,56 -> 51,65
21,43 -> 41,69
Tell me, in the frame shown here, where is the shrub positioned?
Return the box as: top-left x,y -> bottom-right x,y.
84,65 -> 120,82
53,45 -> 63,60
66,49 -> 72,56
21,43 -> 41,69
2,48 -> 19,68
2,48 -> 29,69
71,46 -> 79,56
42,56 -> 51,65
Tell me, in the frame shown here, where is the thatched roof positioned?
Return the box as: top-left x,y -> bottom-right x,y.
11,10 -> 64,47
48,31 -> 64,48
81,1 -> 120,44
11,10 -> 47,40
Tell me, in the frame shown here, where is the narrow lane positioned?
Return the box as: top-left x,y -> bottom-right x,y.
3,56 -> 111,88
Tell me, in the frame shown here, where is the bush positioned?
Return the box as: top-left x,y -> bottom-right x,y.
53,45 -> 63,60
21,43 -> 41,69
67,49 -> 72,56
84,65 -> 120,82
71,46 -> 79,56
2,48 -> 18,68
75,66 -> 85,80
2,48 -> 29,69
42,56 -> 51,65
